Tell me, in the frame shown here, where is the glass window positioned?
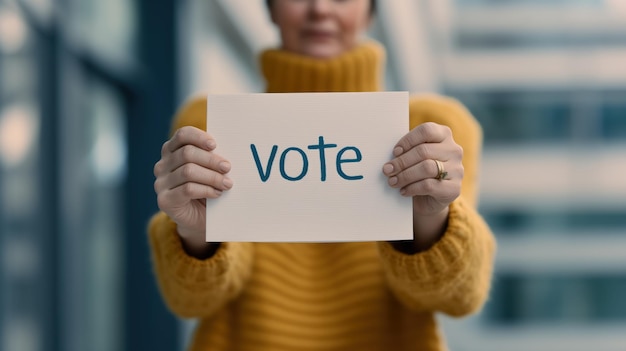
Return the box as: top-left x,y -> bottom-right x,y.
83,77 -> 126,351
453,90 -> 626,144
0,3 -> 44,351
485,274 -> 626,324
1,1 -> 132,350
454,91 -> 573,144
602,103 -> 626,140
484,210 -> 626,236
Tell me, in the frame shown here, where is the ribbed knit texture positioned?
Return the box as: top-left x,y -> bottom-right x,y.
261,41 -> 384,93
148,41 -> 495,351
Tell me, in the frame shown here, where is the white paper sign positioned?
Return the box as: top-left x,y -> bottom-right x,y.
206,92 -> 412,242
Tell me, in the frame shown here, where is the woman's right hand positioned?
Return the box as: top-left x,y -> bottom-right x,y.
153,126 -> 233,254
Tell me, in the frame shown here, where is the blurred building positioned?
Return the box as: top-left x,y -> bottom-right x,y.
435,1 -> 626,351
1,0 -> 625,351
0,0 -> 178,350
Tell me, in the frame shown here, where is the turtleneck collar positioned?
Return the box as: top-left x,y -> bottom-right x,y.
260,41 -> 385,93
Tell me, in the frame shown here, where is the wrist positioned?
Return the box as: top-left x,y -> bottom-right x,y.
391,206 -> 449,254
412,206 -> 448,250
176,225 -> 204,241
177,225 -> 220,259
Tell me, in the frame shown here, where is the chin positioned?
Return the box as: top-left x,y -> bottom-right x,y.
302,44 -> 345,60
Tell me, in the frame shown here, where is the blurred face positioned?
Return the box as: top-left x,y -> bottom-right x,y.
270,0 -> 372,59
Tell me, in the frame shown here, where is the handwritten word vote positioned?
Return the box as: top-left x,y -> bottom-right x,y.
250,136 -> 364,182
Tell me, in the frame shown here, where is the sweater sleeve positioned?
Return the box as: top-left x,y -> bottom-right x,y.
148,213 -> 254,318
378,94 -> 496,316
147,96 -> 255,318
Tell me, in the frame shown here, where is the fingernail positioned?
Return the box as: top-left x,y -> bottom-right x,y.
223,178 -> 233,189
207,140 -> 217,149
215,189 -> 223,196
393,147 -> 403,157
219,161 -> 231,173
389,177 -> 398,186
400,188 -> 407,196
383,163 -> 394,175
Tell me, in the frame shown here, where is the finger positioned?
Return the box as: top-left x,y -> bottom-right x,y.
388,159 -> 439,189
399,178 -> 461,202
166,145 -> 231,174
167,163 -> 233,191
163,126 -> 216,156
393,122 -> 451,157
161,183 -> 223,210
384,143 -> 442,176
154,159 -> 166,177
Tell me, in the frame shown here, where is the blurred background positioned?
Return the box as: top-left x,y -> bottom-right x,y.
0,0 -> 625,350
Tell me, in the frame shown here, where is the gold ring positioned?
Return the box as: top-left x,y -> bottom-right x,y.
435,160 -> 448,181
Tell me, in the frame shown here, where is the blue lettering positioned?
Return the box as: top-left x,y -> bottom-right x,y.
279,147 -> 308,181
336,146 -> 363,180
307,136 -> 337,181
250,144 -> 278,182
251,137 -> 363,182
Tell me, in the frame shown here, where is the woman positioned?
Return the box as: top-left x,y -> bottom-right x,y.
150,0 -> 495,350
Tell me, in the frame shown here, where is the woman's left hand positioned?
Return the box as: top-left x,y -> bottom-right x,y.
383,122 -> 464,216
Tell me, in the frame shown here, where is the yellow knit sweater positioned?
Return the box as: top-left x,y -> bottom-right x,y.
148,42 -> 495,351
